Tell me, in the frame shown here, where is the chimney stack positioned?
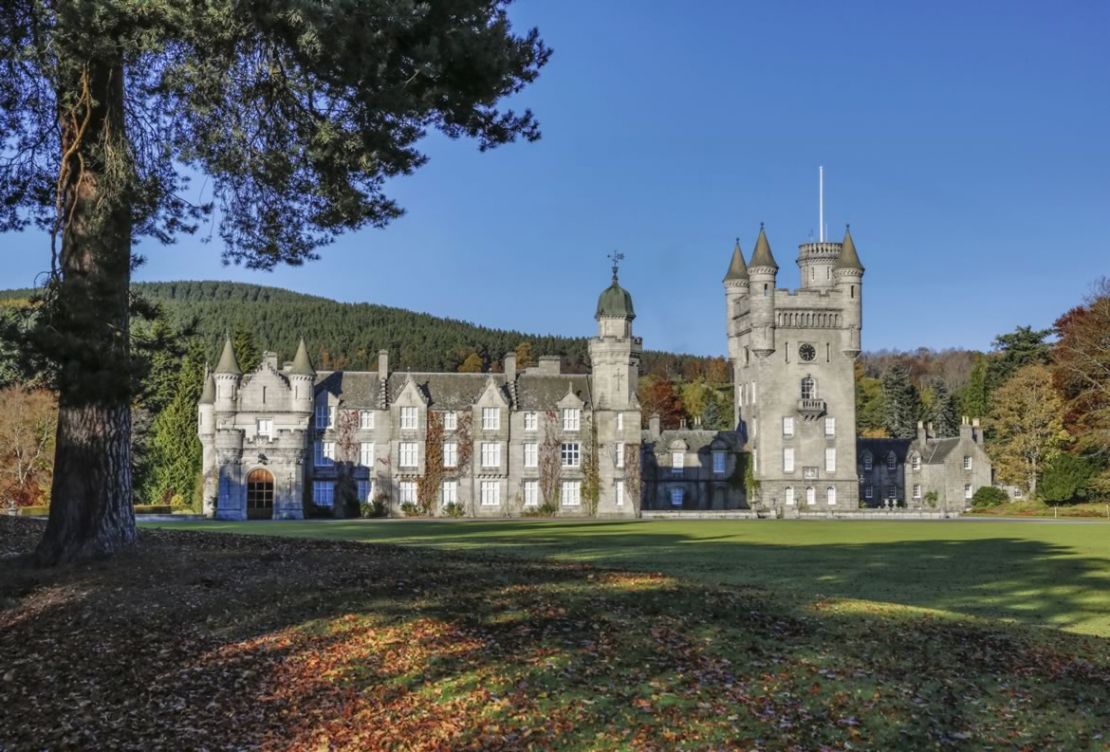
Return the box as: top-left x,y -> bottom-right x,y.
504,352 -> 517,383
378,349 -> 389,381
649,413 -> 661,440
916,420 -> 927,446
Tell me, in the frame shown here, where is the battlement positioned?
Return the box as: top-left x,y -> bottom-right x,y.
797,241 -> 842,260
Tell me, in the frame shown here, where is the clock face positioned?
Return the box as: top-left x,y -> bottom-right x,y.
799,344 -> 817,362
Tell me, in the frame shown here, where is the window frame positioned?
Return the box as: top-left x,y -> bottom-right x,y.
562,408 -> 581,432
561,442 -> 581,468
400,406 -> 418,431
399,441 -> 419,469
482,407 -> 500,431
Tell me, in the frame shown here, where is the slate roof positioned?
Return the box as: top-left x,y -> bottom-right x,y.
214,336 -> 242,375
313,370 -> 592,411
643,429 -> 743,460
857,438 -> 912,463
198,370 -> 215,404
916,437 -> 962,464
289,338 -> 315,376
835,227 -> 864,272
723,239 -> 749,282
748,225 -> 778,271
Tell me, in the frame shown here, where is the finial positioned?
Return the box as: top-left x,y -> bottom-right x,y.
607,250 -> 625,283
760,221 -> 764,229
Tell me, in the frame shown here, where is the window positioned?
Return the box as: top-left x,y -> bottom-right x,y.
357,480 -> 371,502
562,442 -> 581,468
669,487 -> 684,507
400,406 -> 418,430
312,481 -> 334,507
562,480 -> 582,506
616,443 -> 626,469
963,456 -> 972,471
825,447 -> 837,473
315,440 -> 335,467
824,417 -> 836,437
863,452 -> 873,471
524,411 -> 538,431
359,410 -> 374,430
616,480 -> 625,507
671,450 -> 684,476
827,486 -> 837,506
399,481 -> 417,504
785,486 -> 795,506
442,480 -> 458,505
443,411 -> 457,431
911,454 -> 921,472
913,484 -> 922,500
562,408 -> 581,431
864,484 -> 873,499
805,486 -> 816,505
964,484 -> 973,500
783,447 -> 795,473
359,442 -> 374,468
886,452 -> 897,471
315,402 -> 330,430
783,416 -> 795,437
257,419 -> 273,439
523,442 -> 538,469
443,441 -> 458,468
399,442 -> 418,468
523,480 -> 539,507
482,407 -> 500,430
885,485 -> 898,500
616,413 -> 624,432
481,442 -> 501,468
801,377 -> 815,400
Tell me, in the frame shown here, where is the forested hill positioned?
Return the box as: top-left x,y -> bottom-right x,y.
0,280 -> 711,375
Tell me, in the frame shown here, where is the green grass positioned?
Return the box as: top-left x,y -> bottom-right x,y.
149,518 -> 1110,636
969,498 -> 1110,518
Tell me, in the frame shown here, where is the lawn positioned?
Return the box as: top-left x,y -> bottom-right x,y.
3,517 -> 1107,750
152,517 -> 1110,636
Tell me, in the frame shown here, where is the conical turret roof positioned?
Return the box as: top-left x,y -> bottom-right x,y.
835,226 -> 864,272
199,368 -> 215,404
723,238 -> 749,282
289,337 -> 315,376
748,225 -> 778,271
214,335 -> 242,376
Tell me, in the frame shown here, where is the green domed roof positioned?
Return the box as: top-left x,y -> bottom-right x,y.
595,278 -> 636,320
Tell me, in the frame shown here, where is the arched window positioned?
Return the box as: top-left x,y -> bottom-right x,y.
862,451 -> 873,471
827,486 -> 837,505
785,486 -> 795,506
800,377 -> 815,400
805,486 -> 816,505
886,451 -> 897,471
246,468 -> 274,519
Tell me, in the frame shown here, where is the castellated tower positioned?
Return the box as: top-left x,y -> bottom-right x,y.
588,260 -> 643,516
726,226 -> 865,515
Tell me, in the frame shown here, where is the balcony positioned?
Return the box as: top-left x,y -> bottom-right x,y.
797,398 -> 827,418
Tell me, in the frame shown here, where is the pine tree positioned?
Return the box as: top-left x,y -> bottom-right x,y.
232,325 -> 262,375
144,341 -> 207,506
928,379 -> 960,436
880,363 -> 921,439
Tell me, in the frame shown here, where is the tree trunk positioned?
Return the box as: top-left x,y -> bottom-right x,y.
35,57 -> 137,564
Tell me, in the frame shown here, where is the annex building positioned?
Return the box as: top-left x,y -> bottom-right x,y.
199,226 -> 992,519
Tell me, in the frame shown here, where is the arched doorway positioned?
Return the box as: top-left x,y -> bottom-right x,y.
246,468 -> 275,519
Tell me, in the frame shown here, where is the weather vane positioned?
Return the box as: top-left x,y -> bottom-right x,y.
608,251 -> 624,282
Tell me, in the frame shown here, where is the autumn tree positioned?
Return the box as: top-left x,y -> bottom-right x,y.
988,363 -> 1069,497
1052,278 -> 1110,495
458,352 -> 484,373
0,388 -> 58,509
513,341 -> 535,370
639,375 -> 684,429
1,1 -> 548,562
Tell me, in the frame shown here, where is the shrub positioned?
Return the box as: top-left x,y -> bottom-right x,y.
1039,454 -> 1099,505
307,503 -> 334,519
400,501 -> 421,517
359,499 -> 389,518
924,490 -> 939,509
442,502 -> 465,518
133,504 -> 175,514
972,486 -> 1009,508
523,501 -> 558,518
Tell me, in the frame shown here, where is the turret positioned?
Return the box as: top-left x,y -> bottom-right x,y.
589,256 -> 641,408
213,335 -> 242,412
748,225 -> 778,357
198,367 -> 216,435
833,226 -> 864,356
288,337 -> 316,413
722,238 -> 749,338
797,240 -> 840,290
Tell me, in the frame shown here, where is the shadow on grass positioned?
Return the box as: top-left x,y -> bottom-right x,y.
166,519 -> 1110,634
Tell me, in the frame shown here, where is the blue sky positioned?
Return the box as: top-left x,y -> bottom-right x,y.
2,0 -> 1108,355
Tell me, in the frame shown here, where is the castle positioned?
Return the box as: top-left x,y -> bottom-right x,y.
199,225 -> 991,519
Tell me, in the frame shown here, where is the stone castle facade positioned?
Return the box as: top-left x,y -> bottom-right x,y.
199,222 -> 992,520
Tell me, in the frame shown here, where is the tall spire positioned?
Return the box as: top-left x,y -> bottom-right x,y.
835,225 -> 864,271
214,335 -> 242,375
289,337 -> 315,376
748,224 -> 778,271
723,238 -> 749,281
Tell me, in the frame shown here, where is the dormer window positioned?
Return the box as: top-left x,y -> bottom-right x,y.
482,407 -> 500,431
562,408 -> 581,432
400,406 -> 418,430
